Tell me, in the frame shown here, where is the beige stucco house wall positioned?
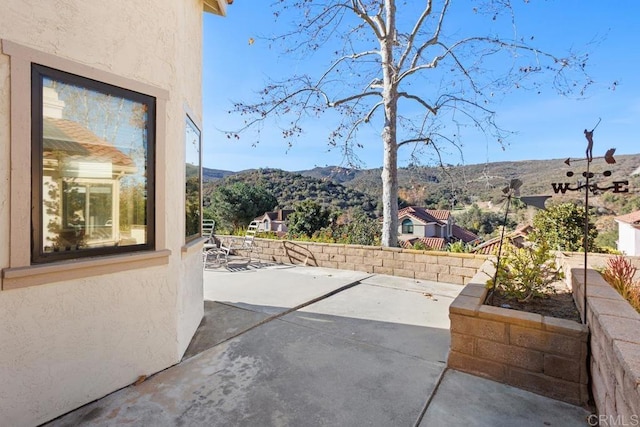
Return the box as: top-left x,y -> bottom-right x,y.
0,1 -> 228,425
615,211 -> 640,256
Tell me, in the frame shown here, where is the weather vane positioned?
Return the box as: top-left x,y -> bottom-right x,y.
549,120 -> 628,325
551,119 -> 628,197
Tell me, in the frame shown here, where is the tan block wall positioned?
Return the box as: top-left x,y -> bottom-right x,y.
565,263 -> 640,419
447,262 -> 590,406
221,237 -> 488,285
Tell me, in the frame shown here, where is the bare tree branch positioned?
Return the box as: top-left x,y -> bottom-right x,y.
225,0 -> 594,247
407,0 -> 450,71
331,91 -> 381,107
351,0 -> 385,39
398,92 -> 438,115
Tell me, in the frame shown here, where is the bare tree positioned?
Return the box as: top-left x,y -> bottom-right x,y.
228,0 -> 591,247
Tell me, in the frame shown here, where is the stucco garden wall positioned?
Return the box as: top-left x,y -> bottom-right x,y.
0,1 -> 207,425
223,237 -> 488,285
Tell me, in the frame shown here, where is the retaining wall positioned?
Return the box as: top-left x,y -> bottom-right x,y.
222,236 -> 487,285
566,265 -> 640,419
447,261 -> 590,406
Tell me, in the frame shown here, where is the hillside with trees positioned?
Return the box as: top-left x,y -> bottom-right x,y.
203,154 -> 640,247
300,154 -> 640,212
203,168 -> 380,219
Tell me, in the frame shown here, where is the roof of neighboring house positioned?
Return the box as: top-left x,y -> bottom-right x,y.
43,118 -> 135,169
615,210 -> 640,227
398,206 -> 450,224
452,225 -> 480,244
255,209 -> 294,222
399,205 -> 479,244
401,237 -> 447,250
471,224 -> 533,255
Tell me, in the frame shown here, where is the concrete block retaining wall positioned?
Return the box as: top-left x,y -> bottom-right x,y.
447,262 -> 590,406
566,265 -> 640,419
222,236 -> 487,285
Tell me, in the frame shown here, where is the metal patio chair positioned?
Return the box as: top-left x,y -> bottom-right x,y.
201,219 -> 230,268
228,221 -> 261,264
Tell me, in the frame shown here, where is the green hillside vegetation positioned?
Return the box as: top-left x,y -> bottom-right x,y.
202,154 -> 640,248
203,168 -> 379,216
303,155 -> 640,211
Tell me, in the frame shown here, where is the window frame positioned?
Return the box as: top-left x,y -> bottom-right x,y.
30,63 -> 157,263
401,219 -> 414,234
184,114 -> 202,243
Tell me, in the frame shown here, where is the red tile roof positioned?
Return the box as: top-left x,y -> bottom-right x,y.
43,118 -> 135,168
452,225 -> 480,244
615,210 -> 640,226
398,206 -> 448,224
401,237 -> 447,250
399,205 -> 478,245
471,225 -> 532,254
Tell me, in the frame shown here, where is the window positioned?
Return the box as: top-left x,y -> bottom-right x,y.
402,219 -> 414,234
31,64 -> 156,263
185,115 -> 202,242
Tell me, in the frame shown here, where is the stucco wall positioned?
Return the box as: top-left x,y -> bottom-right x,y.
0,51 -> 9,272
0,1 -> 206,425
618,223 -> 640,256
399,223 -> 427,241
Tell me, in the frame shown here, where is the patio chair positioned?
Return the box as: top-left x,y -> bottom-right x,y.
202,219 -> 215,243
228,221 -> 261,263
201,219 -> 229,268
203,239 -> 230,268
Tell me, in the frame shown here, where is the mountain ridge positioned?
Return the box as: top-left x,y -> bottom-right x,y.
204,154 -> 640,211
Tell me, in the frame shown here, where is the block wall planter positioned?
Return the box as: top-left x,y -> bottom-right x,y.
447,262 -> 590,406
563,262 -> 640,419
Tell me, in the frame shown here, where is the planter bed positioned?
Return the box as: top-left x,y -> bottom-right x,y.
447,262 -> 589,406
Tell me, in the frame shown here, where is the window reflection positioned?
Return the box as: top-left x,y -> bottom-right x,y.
40,75 -> 150,254
185,116 -> 202,241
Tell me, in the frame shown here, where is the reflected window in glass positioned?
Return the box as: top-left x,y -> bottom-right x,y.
32,64 -> 155,263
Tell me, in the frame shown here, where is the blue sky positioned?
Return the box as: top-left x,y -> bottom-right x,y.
202,1 -> 639,172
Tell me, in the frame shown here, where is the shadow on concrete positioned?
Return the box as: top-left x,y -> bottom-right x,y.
182,301 -> 271,361
204,257 -> 286,273
283,241 -> 318,266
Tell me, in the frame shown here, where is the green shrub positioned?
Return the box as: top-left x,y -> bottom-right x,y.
412,241 -> 428,250
447,240 -> 471,253
487,240 -> 563,303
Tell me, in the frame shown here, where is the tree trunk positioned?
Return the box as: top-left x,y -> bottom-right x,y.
380,0 -> 399,248
381,132 -> 399,247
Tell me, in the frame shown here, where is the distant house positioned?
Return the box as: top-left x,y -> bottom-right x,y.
398,206 -> 480,250
615,210 -> 640,256
255,209 -> 294,233
472,224 -> 533,255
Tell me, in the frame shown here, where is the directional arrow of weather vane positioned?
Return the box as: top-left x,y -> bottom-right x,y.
564,148 -> 617,166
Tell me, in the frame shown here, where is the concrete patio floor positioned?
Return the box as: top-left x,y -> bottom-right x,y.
45,261 -> 592,426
